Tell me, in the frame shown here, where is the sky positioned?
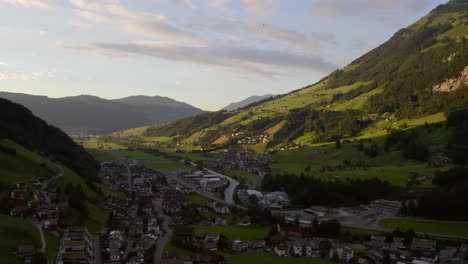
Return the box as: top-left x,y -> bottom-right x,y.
0,0 -> 447,110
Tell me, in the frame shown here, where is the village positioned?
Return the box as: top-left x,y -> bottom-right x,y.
5,152 -> 468,264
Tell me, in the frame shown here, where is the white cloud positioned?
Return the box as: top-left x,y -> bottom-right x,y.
59,41 -> 336,78
0,70 -> 55,80
4,0 -> 52,9
209,0 -> 229,10
241,0 -> 277,16
311,0 -> 431,17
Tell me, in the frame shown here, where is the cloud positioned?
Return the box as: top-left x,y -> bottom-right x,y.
186,16 -> 334,52
241,0 -> 277,16
4,0 -> 51,8
59,41 -> 336,77
311,0 -> 432,17
0,62 -> 8,66
0,70 -> 55,80
209,0 -> 229,10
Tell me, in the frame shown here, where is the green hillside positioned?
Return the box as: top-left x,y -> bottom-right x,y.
99,0 -> 467,154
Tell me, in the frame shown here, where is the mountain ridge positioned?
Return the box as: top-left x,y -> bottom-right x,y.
0,92 -> 204,134
106,0 -> 467,153
223,94 -> 275,111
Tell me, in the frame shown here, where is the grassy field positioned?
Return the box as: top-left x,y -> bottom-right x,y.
270,139 -> 444,187
193,226 -> 268,241
224,252 -> 336,264
225,170 -> 258,182
379,218 -> 468,237
81,138 -> 127,150
44,232 -> 60,262
86,149 -> 117,162
188,193 -> 209,205
0,214 -> 41,264
0,139 -> 55,193
117,150 -> 192,173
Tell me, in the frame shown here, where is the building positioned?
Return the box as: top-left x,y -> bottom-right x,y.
411,238 -> 437,252
274,243 -> 288,257
330,246 -> 354,262
198,250 -> 226,264
17,245 -> 36,263
370,200 -> 402,214
56,226 -> 95,264
259,191 -> 290,209
232,240 -> 248,252
210,202 -> 230,215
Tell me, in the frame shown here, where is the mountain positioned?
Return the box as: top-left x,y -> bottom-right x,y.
223,94 -> 275,111
0,92 -> 204,134
0,98 -> 99,182
106,0 -> 468,153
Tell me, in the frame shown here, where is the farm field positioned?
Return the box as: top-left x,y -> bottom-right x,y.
86,149 -> 117,162
379,218 -> 468,237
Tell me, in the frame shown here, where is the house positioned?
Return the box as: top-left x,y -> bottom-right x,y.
17,245 -> 36,263
330,246 -> 354,262
286,227 -> 310,240
290,240 -> 312,257
198,249 -> 226,264
10,190 -> 26,200
411,238 -> 436,252
56,227 -> 94,264
42,219 -> 58,231
259,191 -> 290,209
304,206 -> 328,217
205,233 -> 220,243
274,243 -> 288,257
210,202 -> 230,215
232,240 -> 248,252
249,239 -> 266,250
109,249 -> 121,262
203,242 -> 218,252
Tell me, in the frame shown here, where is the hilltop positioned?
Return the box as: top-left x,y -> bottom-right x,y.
105,0 -> 467,153
223,94 -> 275,111
0,92 -> 204,134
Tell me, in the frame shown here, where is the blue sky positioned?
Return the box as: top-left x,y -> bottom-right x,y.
0,0 -> 447,110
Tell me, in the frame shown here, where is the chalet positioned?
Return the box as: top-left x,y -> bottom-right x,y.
42,219 -> 58,231
232,240 -> 248,252
210,202 -> 230,215
248,239 -> 266,250
10,189 -> 26,200
274,243 -> 288,257
330,246 -> 354,262
286,227 -> 310,240
411,238 -> 436,253
205,233 -> 220,243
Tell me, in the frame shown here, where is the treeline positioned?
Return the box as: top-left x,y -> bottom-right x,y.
261,174 -> 397,207
385,130 -> 430,162
447,108 -> 468,164
144,110 -> 235,138
285,109 -> 368,143
0,99 -> 99,182
403,167 -> 468,220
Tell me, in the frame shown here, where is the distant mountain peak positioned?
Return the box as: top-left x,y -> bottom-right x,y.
223,94 -> 275,111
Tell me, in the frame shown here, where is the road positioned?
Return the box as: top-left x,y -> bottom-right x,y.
93,234 -> 102,264
153,199 -> 173,263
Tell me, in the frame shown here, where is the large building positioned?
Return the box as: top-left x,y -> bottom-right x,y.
56,227 -> 95,264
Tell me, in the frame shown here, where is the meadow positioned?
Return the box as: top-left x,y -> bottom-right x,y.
379,218 -> 468,237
